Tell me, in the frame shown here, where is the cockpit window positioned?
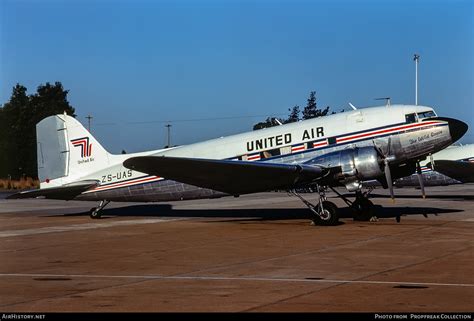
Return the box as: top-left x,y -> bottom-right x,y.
405,113 -> 417,124
417,110 -> 436,119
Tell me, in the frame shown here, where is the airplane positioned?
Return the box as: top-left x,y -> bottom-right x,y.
394,144 -> 474,187
8,104 -> 468,225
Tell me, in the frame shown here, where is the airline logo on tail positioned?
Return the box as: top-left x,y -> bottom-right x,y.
71,137 -> 92,158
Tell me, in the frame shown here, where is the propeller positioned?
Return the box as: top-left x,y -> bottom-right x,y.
416,161 -> 426,199
375,137 -> 395,202
384,158 -> 395,202
373,138 -> 398,219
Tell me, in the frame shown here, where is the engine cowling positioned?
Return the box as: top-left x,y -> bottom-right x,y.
305,146 -> 384,191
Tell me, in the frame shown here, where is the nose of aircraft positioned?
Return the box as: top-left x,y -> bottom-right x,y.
428,117 -> 468,143
446,117 -> 469,143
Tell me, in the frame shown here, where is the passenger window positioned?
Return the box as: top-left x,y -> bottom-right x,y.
280,146 -> 291,155
327,137 -> 337,145
405,113 -> 417,123
262,148 -> 281,159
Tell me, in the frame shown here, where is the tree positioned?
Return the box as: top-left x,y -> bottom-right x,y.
302,91 -> 329,120
285,105 -> 300,124
0,84 -> 30,178
252,91 -> 335,130
0,106 -> 7,178
31,82 -> 76,122
253,117 -> 282,130
0,82 -> 75,179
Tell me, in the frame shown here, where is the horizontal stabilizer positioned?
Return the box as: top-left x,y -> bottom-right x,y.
6,180 -> 99,200
428,160 -> 474,183
123,156 -> 326,195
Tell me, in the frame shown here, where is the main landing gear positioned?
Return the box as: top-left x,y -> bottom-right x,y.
328,187 -> 377,222
289,186 -> 339,226
352,192 -> 376,221
89,200 -> 110,219
290,185 -> 378,225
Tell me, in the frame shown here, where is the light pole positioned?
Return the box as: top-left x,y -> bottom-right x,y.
414,54 -> 420,105
86,115 -> 93,132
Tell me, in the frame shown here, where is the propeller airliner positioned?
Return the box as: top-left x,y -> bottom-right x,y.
8,104 -> 468,225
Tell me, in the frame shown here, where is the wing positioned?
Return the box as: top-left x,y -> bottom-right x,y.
6,180 -> 99,200
123,156 -> 327,195
428,160 -> 474,183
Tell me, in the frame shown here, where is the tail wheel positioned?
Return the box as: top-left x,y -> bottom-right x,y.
313,201 -> 339,226
90,207 -> 101,219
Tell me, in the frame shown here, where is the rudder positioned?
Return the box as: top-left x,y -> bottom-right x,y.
37,113 -> 112,187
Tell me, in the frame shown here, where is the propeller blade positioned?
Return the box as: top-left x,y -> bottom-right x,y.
416,162 -> 426,199
384,159 -> 394,202
387,136 -> 392,156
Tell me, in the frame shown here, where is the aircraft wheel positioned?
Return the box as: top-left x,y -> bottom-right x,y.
90,207 -> 101,219
313,201 -> 339,226
352,198 -> 374,221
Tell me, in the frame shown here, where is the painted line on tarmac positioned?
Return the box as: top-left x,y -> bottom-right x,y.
0,218 -> 184,238
1,273 -> 473,288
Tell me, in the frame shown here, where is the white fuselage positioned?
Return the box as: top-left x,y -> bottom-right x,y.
39,104 -> 455,201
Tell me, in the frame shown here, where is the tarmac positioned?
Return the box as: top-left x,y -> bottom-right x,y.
0,184 -> 473,312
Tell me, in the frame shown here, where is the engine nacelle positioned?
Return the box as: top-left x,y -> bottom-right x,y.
305,146 -> 384,191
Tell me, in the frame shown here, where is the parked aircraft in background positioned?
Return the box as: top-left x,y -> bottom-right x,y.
8,105 -> 468,225
395,144 -> 474,186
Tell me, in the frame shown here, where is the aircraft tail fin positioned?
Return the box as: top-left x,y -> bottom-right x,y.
36,113 -> 112,188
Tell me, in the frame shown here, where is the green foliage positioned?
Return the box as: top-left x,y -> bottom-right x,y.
0,82 -> 75,179
252,91 -> 333,130
302,91 -> 329,120
253,117 -> 283,130
285,105 -> 300,124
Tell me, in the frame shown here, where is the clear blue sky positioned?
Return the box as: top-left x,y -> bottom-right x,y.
1,0 -> 473,153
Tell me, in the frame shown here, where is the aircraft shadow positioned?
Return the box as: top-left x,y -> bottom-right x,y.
367,205 -> 463,219
59,204 -> 463,222
365,193 -> 474,201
